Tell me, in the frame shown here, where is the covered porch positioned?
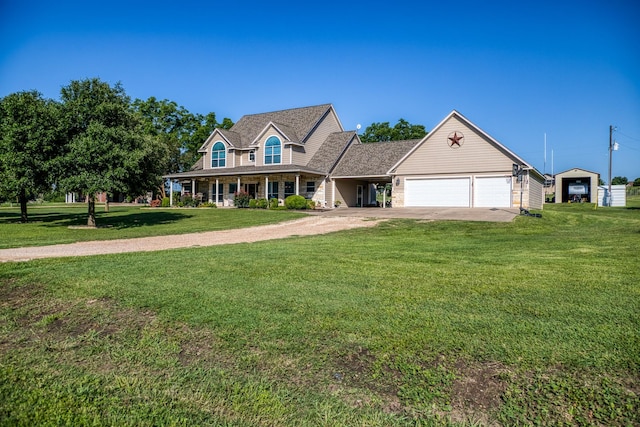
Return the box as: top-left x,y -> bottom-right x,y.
168,170 -> 330,207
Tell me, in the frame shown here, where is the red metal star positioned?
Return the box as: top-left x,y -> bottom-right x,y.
448,132 -> 463,147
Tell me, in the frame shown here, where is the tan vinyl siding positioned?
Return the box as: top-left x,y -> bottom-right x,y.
528,173 -> 544,209
291,145 -> 306,165
300,109 -> 343,165
396,116 -> 515,175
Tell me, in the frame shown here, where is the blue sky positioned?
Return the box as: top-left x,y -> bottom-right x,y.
2,0 -> 639,181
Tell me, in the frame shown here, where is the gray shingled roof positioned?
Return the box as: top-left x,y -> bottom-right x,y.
308,131 -> 356,174
332,139 -> 421,177
229,104 -> 332,148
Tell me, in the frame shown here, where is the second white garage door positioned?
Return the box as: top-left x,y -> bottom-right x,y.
405,178 -> 471,207
474,176 -> 512,208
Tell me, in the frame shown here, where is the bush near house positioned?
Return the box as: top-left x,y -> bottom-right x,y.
284,195 -> 308,209
233,191 -> 250,208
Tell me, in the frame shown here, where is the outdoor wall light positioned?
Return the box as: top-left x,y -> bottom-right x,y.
395,178 -> 400,186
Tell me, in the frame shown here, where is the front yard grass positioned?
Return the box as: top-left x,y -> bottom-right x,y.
0,202 -> 638,425
0,204 -> 305,249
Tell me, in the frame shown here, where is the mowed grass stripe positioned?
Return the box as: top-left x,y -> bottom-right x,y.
1,201 -> 639,425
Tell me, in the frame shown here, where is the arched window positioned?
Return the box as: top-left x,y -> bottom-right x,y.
211,141 -> 226,168
264,136 -> 281,164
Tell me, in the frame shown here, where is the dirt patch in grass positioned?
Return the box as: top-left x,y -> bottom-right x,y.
332,346 -> 404,413
448,359 -> 509,425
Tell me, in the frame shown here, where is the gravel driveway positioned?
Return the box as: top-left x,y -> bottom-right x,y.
0,216 -> 382,263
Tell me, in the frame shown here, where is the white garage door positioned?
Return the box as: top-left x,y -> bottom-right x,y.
474,176 -> 512,208
405,178 -> 470,207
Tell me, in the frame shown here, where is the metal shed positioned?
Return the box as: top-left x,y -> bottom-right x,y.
554,168 -> 600,203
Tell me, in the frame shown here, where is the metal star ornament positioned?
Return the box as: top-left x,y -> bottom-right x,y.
448,131 -> 464,148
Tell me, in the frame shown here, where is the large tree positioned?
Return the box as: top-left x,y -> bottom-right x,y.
0,91 -> 62,222
59,78 -> 166,227
359,118 -> 427,142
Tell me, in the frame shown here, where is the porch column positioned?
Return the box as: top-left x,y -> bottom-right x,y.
265,176 -> 269,199
332,180 -> 336,208
295,175 -> 300,196
191,179 -> 195,195
209,181 -> 214,203
382,185 -> 386,209
169,181 -> 173,206
237,177 -> 241,193
216,179 -> 220,205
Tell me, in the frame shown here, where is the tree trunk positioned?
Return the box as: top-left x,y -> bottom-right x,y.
87,196 -> 97,227
19,188 -> 28,223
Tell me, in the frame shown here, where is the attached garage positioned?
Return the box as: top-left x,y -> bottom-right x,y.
404,175 -> 512,208
474,176 -> 512,208
405,177 -> 470,207
389,110 -> 544,210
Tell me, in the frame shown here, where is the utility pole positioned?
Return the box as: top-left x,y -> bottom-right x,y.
608,125 -> 616,206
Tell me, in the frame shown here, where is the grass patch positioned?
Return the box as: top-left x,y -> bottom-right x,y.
0,204 -> 305,248
1,203 -> 639,425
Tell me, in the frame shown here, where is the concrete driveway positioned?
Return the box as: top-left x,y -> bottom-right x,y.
308,207 -> 519,222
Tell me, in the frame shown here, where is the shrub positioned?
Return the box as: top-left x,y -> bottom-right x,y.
256,198 -> 268,209
161,197 -> 170,207
200,201 -> 217,208
234,191 -> 250,208
180,194 -> 200,207
285,195 -> 307,209
307,199 -> 317,209
269,198 -> 279,209
248,199 -> 258,209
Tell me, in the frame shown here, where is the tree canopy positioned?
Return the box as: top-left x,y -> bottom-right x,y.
0,90 -> 62,222
611,176 -> 628,185
58,78 -> 167,226
359,118 -> 427,142
132,98 -> 233,175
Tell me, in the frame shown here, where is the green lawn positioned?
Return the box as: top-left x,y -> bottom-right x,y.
0,204 -> 305,249
1,202 -> 638,426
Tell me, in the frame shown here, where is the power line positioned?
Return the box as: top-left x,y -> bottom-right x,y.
616,130 -> 640,143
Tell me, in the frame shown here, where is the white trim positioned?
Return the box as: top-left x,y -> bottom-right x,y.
210,141 -> 227,169
251,122 -> 290,146
263,135 -> 282,165
199,129 -> 233,152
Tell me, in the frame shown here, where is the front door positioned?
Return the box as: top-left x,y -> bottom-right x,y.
356,185 -> 363,207
245,183 -> 257,199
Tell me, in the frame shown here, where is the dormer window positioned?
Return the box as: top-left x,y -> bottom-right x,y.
264,136 -> 281,164
211,141 -> 226,168
249,150 -> 255,162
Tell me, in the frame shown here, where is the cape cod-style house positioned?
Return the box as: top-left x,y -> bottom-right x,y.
165,104 -> 544,210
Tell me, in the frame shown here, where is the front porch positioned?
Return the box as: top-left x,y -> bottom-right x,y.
171,173 -> 329,207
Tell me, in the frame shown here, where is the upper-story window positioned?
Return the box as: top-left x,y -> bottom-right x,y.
211,141 -> 226,168
249,150 -> 255,162
264,136 -> 281,165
